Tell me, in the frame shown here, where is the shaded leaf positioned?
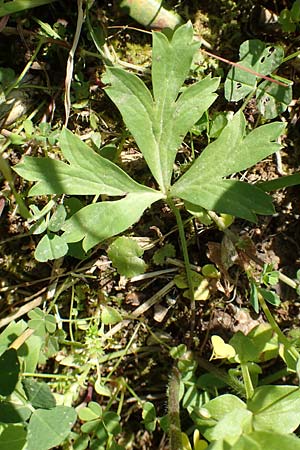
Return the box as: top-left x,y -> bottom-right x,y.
48,204 -> 66,232
259,172 -> 300,192
0,401 -> 31,423
0,349 -> 20,396
22,379 -> 56,410
0,424 -> 27,450
153,243 -> 176,265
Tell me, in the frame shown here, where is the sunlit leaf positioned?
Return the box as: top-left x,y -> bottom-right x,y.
27,406 -> 77,450
104,23 -> 219,190
108,236 -> 146,277
34,233 -> 68,262
211,335 -> 236,360
62,192 -> 163,252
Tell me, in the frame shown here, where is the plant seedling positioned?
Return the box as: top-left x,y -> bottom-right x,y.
14,22 -> 285,304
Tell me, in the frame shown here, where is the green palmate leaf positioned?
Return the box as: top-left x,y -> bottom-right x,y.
108,236 -> 147,277
62,191 -> 163,251
172,179 -> 274,222
171,111 -> 284,221
13,128 -> 148,196
248,385 -> 300,434
27,406 -> 77,450
172,111 -> 285,181
225,40 -> 284,102
104,23 -> 219,191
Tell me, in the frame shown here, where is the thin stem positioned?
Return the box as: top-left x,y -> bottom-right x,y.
5,37 -> 45,96
168,198 -> 195,333
168,367 -> 182,450
241,363 -> 254,399
258,293 -> 299,362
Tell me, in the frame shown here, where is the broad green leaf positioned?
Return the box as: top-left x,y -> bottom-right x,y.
230,431 -> 300,450
171,179 -> 274,222
258,287 -> 281,306
22,379 -> 56,409
62,191 -> 163,251
225,40 -> 284,102
197,394 -> 246,425
104,23 -> 219,190
229,332 -> 260,363
245,323 -> 279,362
34,233 -> 69,262
292,0 -> 300,21
13,129 -> 148,196
27,406 -> 77,450
279,9 -> 297,32
81,418 -> 102,434
0,424 -> 27,450
204,408 -> 252,444
256,80 -> 293,119
0,349 -> 20,396
101,306 -> 123,325
248,385 -> 300,434
108,236 -> 146,277
171,111 -> 285,183
152,23 -> 198,105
